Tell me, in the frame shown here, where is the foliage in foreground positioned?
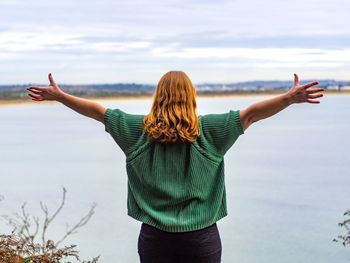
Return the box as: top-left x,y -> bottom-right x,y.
0,230 -> 100,263
333,210 -> 350,247
0,187 -> 99,262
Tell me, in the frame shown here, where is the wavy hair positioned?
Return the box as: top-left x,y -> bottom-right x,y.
143,71 -> 200,143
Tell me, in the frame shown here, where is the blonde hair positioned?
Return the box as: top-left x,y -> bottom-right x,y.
143,71 -> 200,143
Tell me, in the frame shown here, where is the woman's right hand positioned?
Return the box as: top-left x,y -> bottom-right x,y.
27,73 -> 65,101
286,73 -> 324,104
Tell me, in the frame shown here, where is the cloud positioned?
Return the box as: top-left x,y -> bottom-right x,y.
253,62 -> 344,68
152,47 -> 350,63
0,0 -> 349,84
0,31 -> 83,52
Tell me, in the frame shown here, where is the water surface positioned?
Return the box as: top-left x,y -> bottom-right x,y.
0,95 -> 349,262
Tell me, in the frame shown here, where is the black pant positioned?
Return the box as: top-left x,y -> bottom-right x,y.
138,223 -> 222,263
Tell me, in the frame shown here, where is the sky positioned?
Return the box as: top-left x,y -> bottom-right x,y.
0,0 -> 349,84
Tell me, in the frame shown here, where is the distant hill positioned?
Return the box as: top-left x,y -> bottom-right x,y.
196,79 -> 349,91
1,80 -> 349,100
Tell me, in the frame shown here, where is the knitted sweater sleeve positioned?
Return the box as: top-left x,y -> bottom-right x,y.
104,108 -> 145,154
200,110 -> 244,156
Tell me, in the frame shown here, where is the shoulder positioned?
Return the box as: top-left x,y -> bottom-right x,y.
197,110 -> 244,156
104,108 -> 147,154
104,108 -> 145,125
199,110 -> 242,129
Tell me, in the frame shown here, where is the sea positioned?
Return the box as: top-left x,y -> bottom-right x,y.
0,94 -> 349,262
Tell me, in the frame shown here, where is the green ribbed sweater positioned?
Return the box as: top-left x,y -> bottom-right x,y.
104,108 -> 244,232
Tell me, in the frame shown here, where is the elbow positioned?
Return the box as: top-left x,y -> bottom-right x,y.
97,107 -> 107,124
242,117 -> 254,131
240,108 -> 255,131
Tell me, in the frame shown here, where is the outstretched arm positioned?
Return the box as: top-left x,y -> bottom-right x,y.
27,73 -> 106,124
240,74 -> 324,131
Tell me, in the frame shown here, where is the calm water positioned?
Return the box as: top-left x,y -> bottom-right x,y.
1,95 -> 349,262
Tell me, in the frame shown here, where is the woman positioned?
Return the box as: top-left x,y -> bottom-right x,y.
27,71 -> 323,263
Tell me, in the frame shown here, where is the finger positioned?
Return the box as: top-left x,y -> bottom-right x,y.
27,88 -> 43,94
48,73 -> 56,86
307,88 -> 324,94
28,93 -> 43,100
302,81 -> 319,89
294,73 -> 299,86
308,94 -> 323,99
31,97 -> 43,101
28,86 -> 46,91
306,99 -> 320,104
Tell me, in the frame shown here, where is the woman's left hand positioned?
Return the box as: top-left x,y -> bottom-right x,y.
286,73 -> 324,104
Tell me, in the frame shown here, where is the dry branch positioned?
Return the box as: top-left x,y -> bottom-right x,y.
0,187 -> 99,262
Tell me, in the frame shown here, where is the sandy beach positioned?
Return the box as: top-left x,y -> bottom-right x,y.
0,90 -> 349,107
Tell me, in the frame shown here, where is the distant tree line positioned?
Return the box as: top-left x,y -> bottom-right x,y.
1,80 -> 349,100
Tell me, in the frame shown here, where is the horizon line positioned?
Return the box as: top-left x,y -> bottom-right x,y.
0,78 -> 348,86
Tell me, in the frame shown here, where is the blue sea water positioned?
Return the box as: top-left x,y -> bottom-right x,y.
0,94 -> 349,262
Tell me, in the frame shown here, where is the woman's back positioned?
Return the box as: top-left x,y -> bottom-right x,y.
104,108 -> 244,232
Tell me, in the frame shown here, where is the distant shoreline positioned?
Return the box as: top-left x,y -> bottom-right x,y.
0,90 -> 349,107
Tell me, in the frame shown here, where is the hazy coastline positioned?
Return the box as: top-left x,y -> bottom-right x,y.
1,90 -> 349,108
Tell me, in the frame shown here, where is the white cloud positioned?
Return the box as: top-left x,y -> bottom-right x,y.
153,47 -> 350,64
253,62 -> 344,68
90,41 -> 152,52
0,31 -> 83,52
0,0 -> 349,84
